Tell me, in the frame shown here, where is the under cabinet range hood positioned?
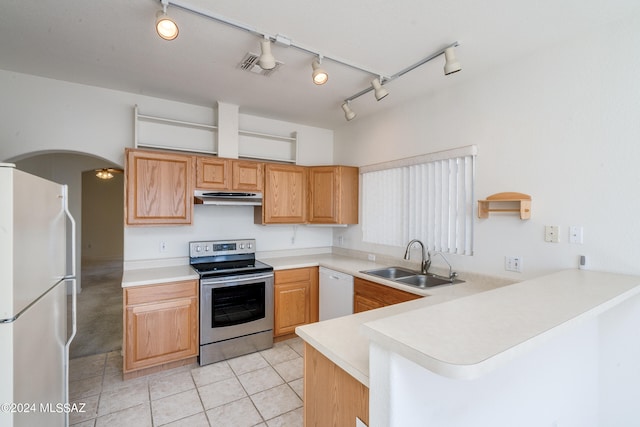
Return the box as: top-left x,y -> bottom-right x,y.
194,190 -> 262,206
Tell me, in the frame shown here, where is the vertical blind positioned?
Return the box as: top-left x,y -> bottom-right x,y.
361,145 -> 477,255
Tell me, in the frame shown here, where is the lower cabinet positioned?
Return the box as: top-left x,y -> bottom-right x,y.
274,267 -> 319,337
123,280 -> 199,376
353,277 -> 422,313
304,343 -> 369,427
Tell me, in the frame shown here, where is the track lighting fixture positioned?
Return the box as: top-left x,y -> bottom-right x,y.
151,1 -> 462,122
155,0 -> 179,41
443,47 -> 462,75
371,78 -> 389,101
341,102 -> 357,121
311,58 -> 328,85
258,39 -> 277,70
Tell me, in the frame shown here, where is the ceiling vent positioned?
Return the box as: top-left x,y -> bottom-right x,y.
239,52 -> 283,76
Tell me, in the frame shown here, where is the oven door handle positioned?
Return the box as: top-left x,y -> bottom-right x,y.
202,273 -> 274,285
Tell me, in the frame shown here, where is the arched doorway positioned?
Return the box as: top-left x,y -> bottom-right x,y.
12,151 -> 124,358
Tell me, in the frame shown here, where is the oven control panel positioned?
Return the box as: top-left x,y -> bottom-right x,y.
190,239 -> 256,258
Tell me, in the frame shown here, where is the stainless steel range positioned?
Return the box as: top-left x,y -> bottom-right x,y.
189,239 -> 274,366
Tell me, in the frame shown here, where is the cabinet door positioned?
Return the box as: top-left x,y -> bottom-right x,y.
309,166 -> 338,223
196,157 -> 230,190
353,294 -> 384,313
309,166 -> 359,225
232,160 -> 263,191
274,282 -> 309,336
262,164 -> 307,224
124,280 -> 198,374
126,149 -> 194,225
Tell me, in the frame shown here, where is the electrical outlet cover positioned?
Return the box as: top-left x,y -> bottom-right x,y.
545,225 -> 559,243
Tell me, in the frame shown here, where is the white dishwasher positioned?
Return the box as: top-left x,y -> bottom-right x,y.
319,267 -> 354,321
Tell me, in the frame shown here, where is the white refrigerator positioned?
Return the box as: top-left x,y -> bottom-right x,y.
0,164 -> 76,427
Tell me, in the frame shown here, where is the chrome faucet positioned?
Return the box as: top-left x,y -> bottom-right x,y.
431,252 -> 458,280
404,239 -> 431,274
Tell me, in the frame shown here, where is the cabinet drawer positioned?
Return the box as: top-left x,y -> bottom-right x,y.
125,280 -> 198,306
275,268 -> 312,284
354,277 -> 421,306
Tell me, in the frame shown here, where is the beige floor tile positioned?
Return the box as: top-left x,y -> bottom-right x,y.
104,351 -> 123,376
227,351 -> 270,376
283,337 -> 305,357
102,372 -> 149,393
70,419 -> 96,427
238,366 -> 284,395
206,397 -> 263,427
266,407 -> 303,427
69,394 -> 99,425
151,388 -> 204,426
272,357 -> 303,382
70,354 -> 106,381
98,381 -> 149,416
149,371 -> 195,401
69,375 -> 103,400
250,383 -> 302,420
260,343 -> 300,366
95,403 -> 151,427
288,378 -> 303,399
198,376 -> 247,410
160,411 -> 210,427
191,360 -> 235,388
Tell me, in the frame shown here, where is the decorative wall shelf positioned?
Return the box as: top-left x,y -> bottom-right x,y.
478,192 -> 531,219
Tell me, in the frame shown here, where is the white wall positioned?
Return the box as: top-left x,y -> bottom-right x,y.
333,14 -> 640,279
0,71 -> 335,264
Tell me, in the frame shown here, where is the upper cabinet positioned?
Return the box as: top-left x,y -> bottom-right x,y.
195,157 -> 229,190
258,164 -> 307,224
195,157 -> 263,192
125,149 -> 194,225
308,166 -> 359,225
232,160 -> 263,191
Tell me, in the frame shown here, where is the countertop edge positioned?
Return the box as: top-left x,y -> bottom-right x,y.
362,270 -> 640,380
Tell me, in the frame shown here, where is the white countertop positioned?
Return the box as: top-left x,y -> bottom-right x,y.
362,269 -> 640,381
121,264 -> 199,288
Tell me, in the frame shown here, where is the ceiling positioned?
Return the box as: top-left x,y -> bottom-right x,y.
1,0 -> 639,129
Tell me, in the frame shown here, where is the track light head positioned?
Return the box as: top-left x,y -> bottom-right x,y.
311,59 -> 329,85
155,1 -> 179,41
371,78 -> 389,101
258,39 -> 277,70
443,47 -> 461,75
341,102 -> 357,121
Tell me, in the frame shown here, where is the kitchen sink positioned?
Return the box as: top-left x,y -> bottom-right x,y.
361,267 -> 464,289
396,274 -> 463,288
361,267 -> 417,280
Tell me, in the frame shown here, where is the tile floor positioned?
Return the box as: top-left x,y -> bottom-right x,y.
69,338 -> 305,427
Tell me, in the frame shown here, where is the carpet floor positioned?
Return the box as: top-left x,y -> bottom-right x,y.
67,259 -> 123,359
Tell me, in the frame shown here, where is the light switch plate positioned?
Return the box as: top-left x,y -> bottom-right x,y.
545,225 -> 559,243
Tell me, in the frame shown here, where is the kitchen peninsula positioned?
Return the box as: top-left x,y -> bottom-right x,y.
296,268 -> 640,427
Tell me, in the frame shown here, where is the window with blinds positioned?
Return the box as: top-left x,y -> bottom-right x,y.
361,145 -> 476,255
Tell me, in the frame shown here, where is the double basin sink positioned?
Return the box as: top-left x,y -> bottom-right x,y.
361,266 -> 464,289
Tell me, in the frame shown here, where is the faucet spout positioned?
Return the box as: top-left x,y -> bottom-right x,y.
404,239 -> 431,274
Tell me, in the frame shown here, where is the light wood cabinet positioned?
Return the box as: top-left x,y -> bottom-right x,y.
353,277 -> 422,313
196,157 -> 229,190
308,166 -> 359,224
123,280 -> 199,375
125,149 -> 194,225
274,267 -> 318,337
304,343 -> 369,427
195,157 -> 263,192
232,160 -> 263,191
257,163 -> 307,224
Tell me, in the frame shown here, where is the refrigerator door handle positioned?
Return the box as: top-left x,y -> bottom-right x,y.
62,184 -> 76,278
64,277 -> 77,424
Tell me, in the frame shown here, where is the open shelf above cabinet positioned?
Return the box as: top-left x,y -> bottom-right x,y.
478,192 -> 531,220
